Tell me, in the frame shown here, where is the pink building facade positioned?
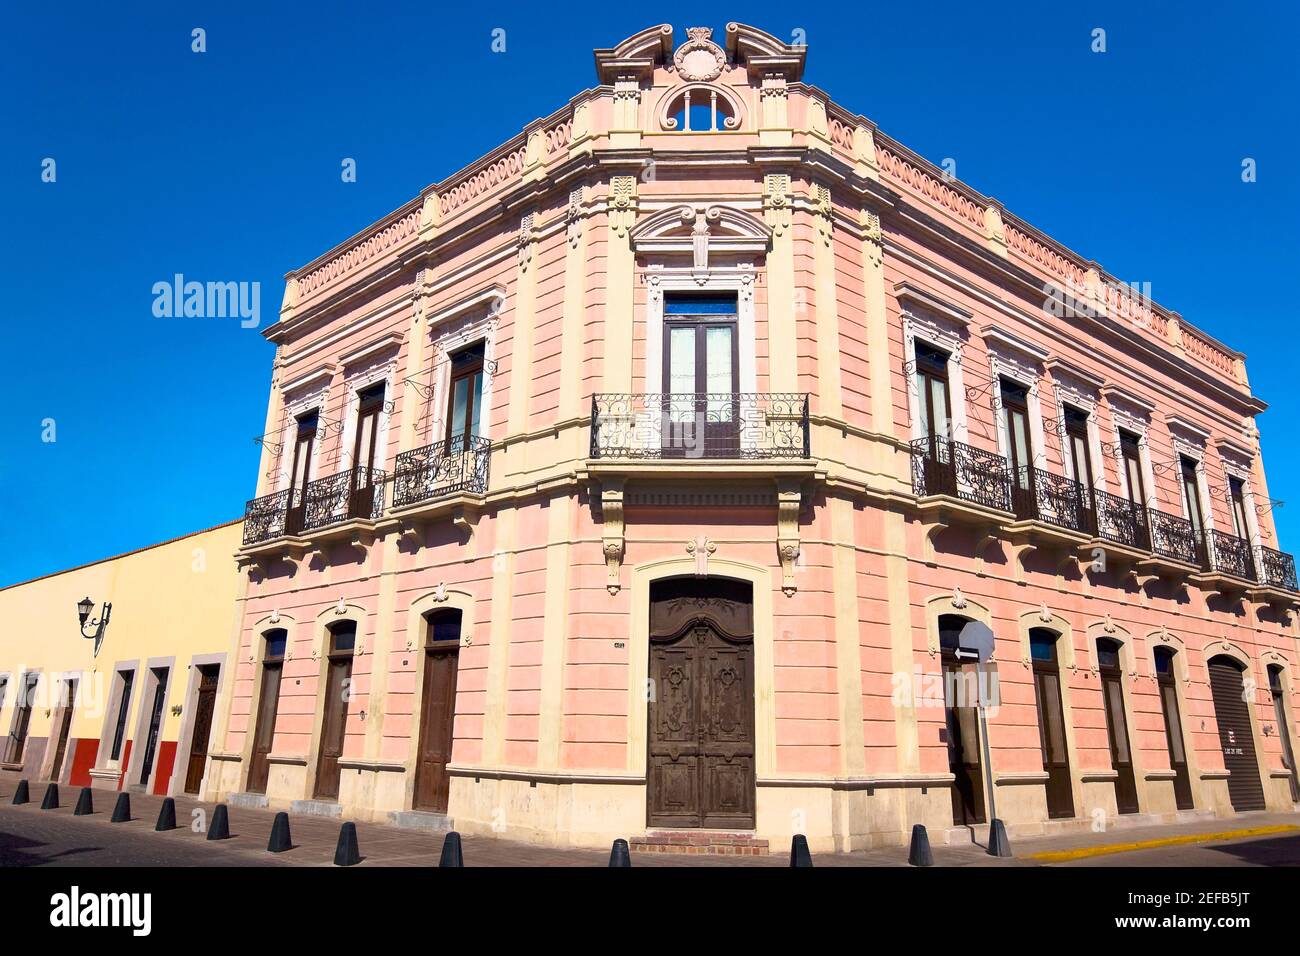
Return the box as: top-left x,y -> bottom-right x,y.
206,23 -> 1300,852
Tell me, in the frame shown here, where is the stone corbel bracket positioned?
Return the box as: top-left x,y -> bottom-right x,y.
600,477 -> 627,594
776,477 -> 803,596
451,505 -> 479,541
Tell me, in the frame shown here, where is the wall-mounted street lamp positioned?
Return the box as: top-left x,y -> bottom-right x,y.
78,596 -> 111,657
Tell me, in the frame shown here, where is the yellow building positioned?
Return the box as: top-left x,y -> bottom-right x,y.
0,521 -> 243,799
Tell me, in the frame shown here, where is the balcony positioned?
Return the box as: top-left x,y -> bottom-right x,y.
1250,545 -> 1299,607
1008,466 -> 1091,535
392,435 -> 491,510
590,393 -> 810,461
241,466 -> 386,548
1193,528 -> 1258,599
1144,507 -> 1206,577
909,436 -> 1012,513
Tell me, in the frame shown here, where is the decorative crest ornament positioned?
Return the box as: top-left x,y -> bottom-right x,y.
673,27 -> 726,82
1038,602 -> 1053,624
950,587 -> 968,610
686,536 -> 716,577
433,582 -> 448,603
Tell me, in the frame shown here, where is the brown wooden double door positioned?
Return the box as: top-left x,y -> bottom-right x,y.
648,621 -> 755,829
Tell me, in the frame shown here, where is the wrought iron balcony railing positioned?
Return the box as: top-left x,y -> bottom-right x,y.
1147,508 -> 1206,568
392,435 -> 491,509
243,488 -> 299,546
302,466 -> 387,532
909,436 -> 1012,512
1091,488 -> 1150,551
589,393 -> 810,460
1256,545 -> 1298,591
1010,466 -> 1090,534
1207,529 -> 1256,581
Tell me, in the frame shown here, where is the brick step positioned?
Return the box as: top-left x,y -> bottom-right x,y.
632,830 -> 769,856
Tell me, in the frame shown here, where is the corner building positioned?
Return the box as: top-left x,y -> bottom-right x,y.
211,23 -> 1300,852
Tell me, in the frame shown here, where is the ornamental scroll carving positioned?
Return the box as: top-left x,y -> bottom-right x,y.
672,27 -> 726,82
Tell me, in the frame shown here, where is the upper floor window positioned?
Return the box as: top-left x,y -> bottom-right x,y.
1228,476 -> 1250,539
913,342 -> 951,444
1000,379 -> 1033,488
328,621 -> 357,657
264,628 -> 287,662
1119,429 -> 1146,506
1064,407 -> 1093,488
447,343 -> 485,450
1179,456 -> 1204,534
354,383 -> 385,475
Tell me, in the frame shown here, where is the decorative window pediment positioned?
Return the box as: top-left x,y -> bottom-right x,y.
629,204 -> 770,270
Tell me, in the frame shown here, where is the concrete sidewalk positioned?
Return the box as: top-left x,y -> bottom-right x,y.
1,773 -> 1296,866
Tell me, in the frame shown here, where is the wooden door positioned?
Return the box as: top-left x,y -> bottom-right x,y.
1030,630 -> 1075,819
413,644 -> 459,812
9,675 -> 38,764
1119,431 -> 1151,550
942,660 -> 985,825
445,344 -> 485,452
139,669 -> 169,785
914,343 -> 956,495
1064,408 -> 1095,532
50,680 -> 76,781
1096,643 -> 1138,813
247,661 -> 283,794
1155,649 -> 1194,810
1207,657 -> 1266,811
661,296 -> 739,458
350,385 -> 383,519
184,665 -> 219,794
314,652 -> 353,800
648,621 -> 755,829
1270,671 -> 1299,803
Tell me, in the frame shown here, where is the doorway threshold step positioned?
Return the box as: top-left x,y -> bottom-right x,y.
228,792 -> 270,810
633,831 -> 769,856
388,810 -> 453,833
289,799 -> 342,818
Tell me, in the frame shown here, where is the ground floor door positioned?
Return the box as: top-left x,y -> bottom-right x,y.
139,668 -> 169,786
1271,674 -> 1300,804
314,654 -> 353,800
50,680 -> 77,781
413,643 -> 459,812
1031,630 -> 1075,819
247,661 -> 283,795
942,660 -> 985,825
1098,662 -> 1139,814
183,665 -> 219,794
647,579 -> 755,829
1207,657 -> 1266,812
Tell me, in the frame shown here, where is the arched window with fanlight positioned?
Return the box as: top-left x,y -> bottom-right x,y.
660,85 -> 742,133
413,608 -> 463,814
1029,628 -> 1075,819
1153,646 -> 1194,810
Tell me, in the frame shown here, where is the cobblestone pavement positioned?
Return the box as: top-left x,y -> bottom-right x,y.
1,774 -> 1297,867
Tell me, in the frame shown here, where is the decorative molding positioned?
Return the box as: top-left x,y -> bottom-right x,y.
600,478 -> 626,594
673,26 -> 726,81
609,176 -> 638,238
775,478 -> 803,596
685,535 -> 717,577
763,173 -> 792,236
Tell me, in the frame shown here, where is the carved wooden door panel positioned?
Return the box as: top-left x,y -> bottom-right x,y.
647,622 -> 754,829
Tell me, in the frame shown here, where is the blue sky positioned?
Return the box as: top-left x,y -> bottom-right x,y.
1,2 -> 1297,585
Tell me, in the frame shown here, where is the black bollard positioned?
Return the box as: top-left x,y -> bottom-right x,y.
12,779 -> 30,805
789,833 -> 814,867
40,783 -> 59,810
334,821 -> 361,866
73,787 -> 93,816
155,797 -> 177,831
111,793 -> 131,823
438,831 -> 464,867
987,818 -> 1013,858
608,838 -> 632,867
908,824 -> 934,867
207,804 -> 231,841
267,812 -> 292,852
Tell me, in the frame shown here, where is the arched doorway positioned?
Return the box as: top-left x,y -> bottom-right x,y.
646,577 -> 755,829
1154,646 -> 1194,810
938,614 -> 986,825
1207,655 -> 1265,811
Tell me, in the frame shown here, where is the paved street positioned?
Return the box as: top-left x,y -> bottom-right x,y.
1,776 -> 1297,867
